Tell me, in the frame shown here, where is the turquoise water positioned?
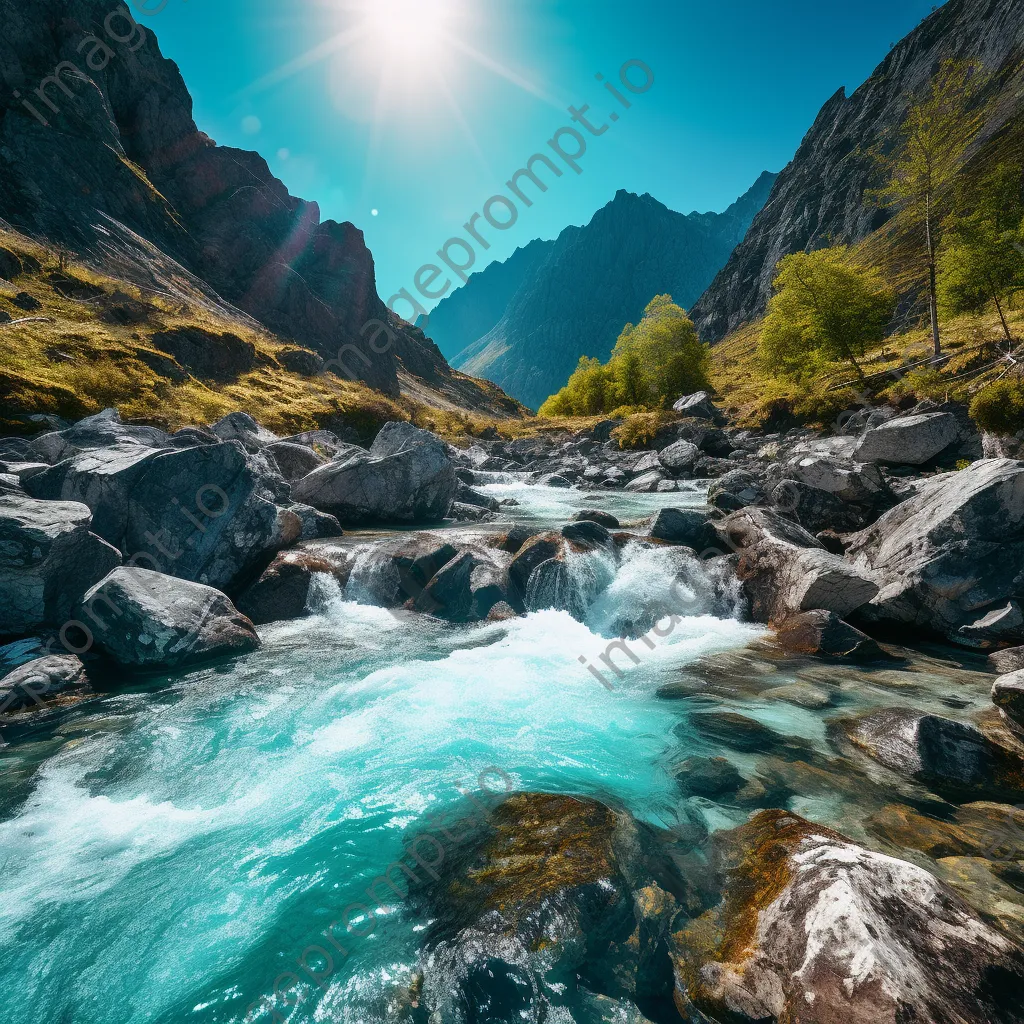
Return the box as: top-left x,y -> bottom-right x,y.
0,482 -> 762,1023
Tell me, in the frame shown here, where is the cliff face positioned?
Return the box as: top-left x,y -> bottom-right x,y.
430,173 -> 776,410
0,0 -> 515,412
691,0 -> 1024,342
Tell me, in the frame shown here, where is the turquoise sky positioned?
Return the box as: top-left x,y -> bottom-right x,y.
144,0 -> 941,306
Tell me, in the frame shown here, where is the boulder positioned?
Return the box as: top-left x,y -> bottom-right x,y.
854,411 -> 959,465
773,609 -> 888,661
719,508 -> 878,623
572,509 -> 620,529
236,551 -> 344,625
277,347 -> 325,375
992,671 -> 1024,739
265,440 -> 327,482
122,442 -> 301,591
414,550 -> 510,622
456,481 -> 500,511
839,707 -> 1024,802
0,495 -> 121,637
990,646 -> 1024,674
209,411 -> 279,448
293,422 -> 457,525
288,503 -> 344,540
562,519 -> 612,548
708,469 -> 765,511
508,532 -> 563,604
847,459 -> 1024,635
672,809 -> 1024,1024
672,390 -> 718,420
649,508 -> 719,553
658,439 -> 700,475
631,451 -> 663,476
0,654 -> 89,714
624,470 -> 665,492
409,792 -> 684,1023
77,567 -> 260,669
782,453 -> 889,506
768,479 -> 865,533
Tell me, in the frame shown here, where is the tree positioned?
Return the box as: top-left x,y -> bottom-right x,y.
938,162 -> 1024,343
760,247 -> 896,383
872,59 -> 989,357
539,295 -> 709,416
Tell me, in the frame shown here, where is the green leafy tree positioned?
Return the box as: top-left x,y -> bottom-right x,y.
871,59 -> 989,357
539,295 -> 709,416
938,162 -> 1024,343
760,247 -> 896,383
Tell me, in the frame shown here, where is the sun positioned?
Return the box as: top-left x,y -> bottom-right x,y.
357,0 -> 458,56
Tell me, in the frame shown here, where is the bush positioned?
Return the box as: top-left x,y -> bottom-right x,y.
612,410 -> 676,449
970,378 -> 1024,435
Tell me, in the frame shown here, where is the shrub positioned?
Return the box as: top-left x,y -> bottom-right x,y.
612,410 -> 676,449
970,378 -> 1024,435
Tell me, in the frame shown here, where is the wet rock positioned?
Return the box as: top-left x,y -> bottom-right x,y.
536,472 -> 571,487
508,532 -> 563,604
492,525 -> 533,555
572,509 -> 620,529
992,671 -> 1024,739
236,551 -> 344,625
294,422 -> 457,525
265,440 -> 327,482
456,481 -> 500,511
649,507 -> 719,552
671,809 -> 1024,1024
672,391 -> 719,420
839,708 -> 1024,802
0,495 -> 121,637
933,856 -> 1024,945
562,519 -> 612,548
991,646 -> 1024,674
761,682 -> 832,709
675,756 -> 744,799
847,459 -> 1024,636
448,501 -> 494,522
773,609 -> 889,661
77,567 -> 260,669
869,801 -> 1024,863
410,792 -> 686,1023
414,550 -> 509,622
0,655 -> 89,714
854,411 -> 959,465
719,507 -> 879,623
624,470 -> 664,492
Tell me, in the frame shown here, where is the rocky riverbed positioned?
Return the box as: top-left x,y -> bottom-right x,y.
2,396 -> 1024,1022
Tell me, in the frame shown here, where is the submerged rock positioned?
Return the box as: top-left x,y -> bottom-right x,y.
76,567 -> 261,669
672,809 -> 1024,1023
773,609 -> 889,661
294,422 -> 457,525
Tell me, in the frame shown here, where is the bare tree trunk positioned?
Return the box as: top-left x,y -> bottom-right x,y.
926,191 -> 942,357
992,289 -> 1013,345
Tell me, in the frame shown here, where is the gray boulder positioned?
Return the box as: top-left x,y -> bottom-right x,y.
624,470 -> 664,492
0,654 -> 90,713
658,439 -> 700,475
719,507 -> 878,623
847,459 -> 1024,634
0,495 -> 121,637
781,453 -> 889,505
649,507 -> 719,552
208,412 -> 280,449
672,390 -> 718,420
990,646 -> 1024,674
414,550 -> 510,622
854,411 -> 959,465
77,567 -> 261,669
265,440 -> 327,482
293,422 -> 457,525
992,670 -> 1024,739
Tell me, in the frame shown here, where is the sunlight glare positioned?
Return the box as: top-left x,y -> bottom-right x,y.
357,0 -> 457,56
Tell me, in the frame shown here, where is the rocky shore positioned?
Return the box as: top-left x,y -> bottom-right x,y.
3,393 -> 1024,1021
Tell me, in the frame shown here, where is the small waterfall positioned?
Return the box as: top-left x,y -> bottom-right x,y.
343,544 -> 404,607
305,571 -> 345,615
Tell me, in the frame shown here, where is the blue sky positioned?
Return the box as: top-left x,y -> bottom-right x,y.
144,0 -> 942,306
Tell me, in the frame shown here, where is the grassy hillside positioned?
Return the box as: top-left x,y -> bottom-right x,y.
0,227 -> 523,441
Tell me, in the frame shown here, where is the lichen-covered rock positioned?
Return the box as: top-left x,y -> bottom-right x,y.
847,459 -> 1024,635
293,422 -> 456,525
671,810 -> 1024,1024
0,495 -> 121,637
77,567 -> 260,669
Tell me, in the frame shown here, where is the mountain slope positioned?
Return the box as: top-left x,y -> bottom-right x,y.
426,173 -> 776,410
692,0 -> 1024,341
0,0 -> 520,419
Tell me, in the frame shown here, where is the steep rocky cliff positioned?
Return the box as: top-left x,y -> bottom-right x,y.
0,0 -> 517,414
432,173 -> 776,410
692,0 -> 1024,342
